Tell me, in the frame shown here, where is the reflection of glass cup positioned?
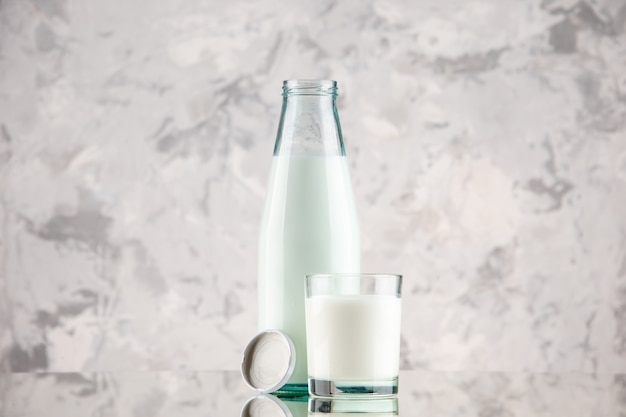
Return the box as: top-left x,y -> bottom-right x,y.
309,398 -> 398,415
305,274 -> 402,398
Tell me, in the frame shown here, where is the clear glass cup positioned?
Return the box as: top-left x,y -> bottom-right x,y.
305,274 -> 402,397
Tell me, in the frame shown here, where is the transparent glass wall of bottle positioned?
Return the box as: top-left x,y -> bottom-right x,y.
258,80 -> 360,392
274,80 -> 345,157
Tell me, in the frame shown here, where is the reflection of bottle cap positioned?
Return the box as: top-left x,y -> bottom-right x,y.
241,330 -> 296,393
241,394 -> 293,417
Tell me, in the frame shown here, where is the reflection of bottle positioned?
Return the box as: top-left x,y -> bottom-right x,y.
240,396 -> 399,417
308,398 -> 398,416
258,80 -> 360,391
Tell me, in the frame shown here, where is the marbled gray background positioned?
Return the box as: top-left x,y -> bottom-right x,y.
0,0 -> 625,373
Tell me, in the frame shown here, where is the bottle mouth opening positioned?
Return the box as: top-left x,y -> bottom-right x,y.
283,79 -> 337,97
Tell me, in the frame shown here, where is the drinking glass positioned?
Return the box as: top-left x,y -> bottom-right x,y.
305,274 -> 402,397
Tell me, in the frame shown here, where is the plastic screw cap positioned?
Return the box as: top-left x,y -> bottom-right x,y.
241,330 -> 296,393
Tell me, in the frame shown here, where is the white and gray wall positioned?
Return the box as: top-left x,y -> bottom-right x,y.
1,0 -> 625,373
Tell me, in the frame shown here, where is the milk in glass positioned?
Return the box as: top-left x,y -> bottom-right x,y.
305,295 -> 401,381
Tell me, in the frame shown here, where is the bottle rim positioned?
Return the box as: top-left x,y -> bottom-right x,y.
282,79 -> 337,97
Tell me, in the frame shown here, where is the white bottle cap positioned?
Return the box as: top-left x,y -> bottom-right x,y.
241,330 -> 296,393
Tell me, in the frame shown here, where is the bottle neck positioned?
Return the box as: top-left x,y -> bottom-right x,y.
274,80 -> 345,157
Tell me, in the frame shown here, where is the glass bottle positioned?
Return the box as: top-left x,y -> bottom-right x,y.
258,80 -> 360,392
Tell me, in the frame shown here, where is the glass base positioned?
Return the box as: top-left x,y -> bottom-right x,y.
308,377 -> 398,397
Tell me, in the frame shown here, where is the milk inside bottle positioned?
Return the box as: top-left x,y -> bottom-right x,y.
258,80 -> 360,391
